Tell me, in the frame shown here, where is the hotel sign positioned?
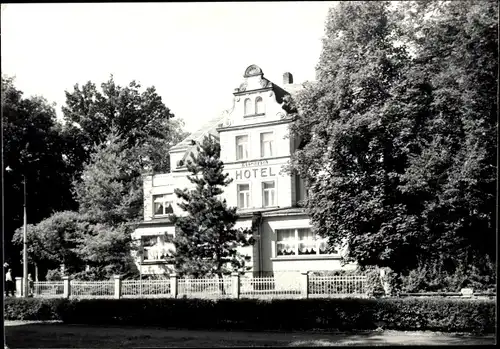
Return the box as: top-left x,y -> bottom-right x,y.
241,160 -> 268,168
229,160 -> 283,180
235,167 -> 277,180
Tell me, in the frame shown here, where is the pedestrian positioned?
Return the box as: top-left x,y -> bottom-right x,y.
28,273 -> 34,296
5,268 -> 14,297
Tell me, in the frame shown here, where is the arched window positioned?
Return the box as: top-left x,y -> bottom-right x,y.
255,97 -> 265,114
244,98 -> 252,116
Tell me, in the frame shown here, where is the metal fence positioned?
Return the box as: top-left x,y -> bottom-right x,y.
240,272 -> 303,299
309,275 -> 367,297
29,275 -> 495,300
33,281 -> 64,298
30,273 -> 366,299
71,281 -> 114,298
178,277 -> 233,298
122,279 -> 172,298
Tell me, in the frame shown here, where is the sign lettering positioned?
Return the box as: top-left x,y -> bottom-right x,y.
233,166 -> 277,180
241,160 -> 268,168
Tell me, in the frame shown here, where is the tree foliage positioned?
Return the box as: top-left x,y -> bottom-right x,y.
7,75 -> 187,279
74,223 -> 138,280
2,76 -> 77,267
12,211 -> 88,275
172,136 -> 254,278
73,131 -> 144,225
289,0 -> 497,276
62,75 -> 187,174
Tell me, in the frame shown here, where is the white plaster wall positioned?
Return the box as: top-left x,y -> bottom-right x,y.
220,113 -> 292,163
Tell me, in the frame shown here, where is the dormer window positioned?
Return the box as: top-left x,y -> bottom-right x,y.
244,98 -> 253,116
255,96 -> 265,114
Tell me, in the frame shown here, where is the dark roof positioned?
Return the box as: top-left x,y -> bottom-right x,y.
170,113 -> 225,152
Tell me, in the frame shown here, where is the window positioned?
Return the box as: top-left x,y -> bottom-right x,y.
237,184 -> 250,209
260,132 -> 274,157
236,135 -> 249,160
141,234 -> 174,261
244,98 -> 252,116
298,228 -> 317,255
153,194 -> 174,216
262,181 -> 276,207
255,96 -> 265,114
275,228 -> 333,257
276,229 -> 296,256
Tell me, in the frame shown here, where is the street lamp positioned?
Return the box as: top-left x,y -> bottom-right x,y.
5,166 -> 29,297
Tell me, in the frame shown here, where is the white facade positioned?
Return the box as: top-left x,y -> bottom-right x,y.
133,65 -> 356,276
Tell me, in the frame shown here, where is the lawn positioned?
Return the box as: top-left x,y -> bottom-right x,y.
4,321 -> 496,348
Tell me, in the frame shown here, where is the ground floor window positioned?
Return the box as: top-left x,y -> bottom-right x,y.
141,233 -> 174,261
275,228 -> 332,256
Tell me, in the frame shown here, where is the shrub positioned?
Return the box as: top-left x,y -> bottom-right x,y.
4,298 -> 68,320
365,267 -> 385,296
398,258 -> 496,293
46,269 -> 62,281
5,297 -> 495,334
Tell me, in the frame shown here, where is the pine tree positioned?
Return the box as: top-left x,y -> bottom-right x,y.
172,136 -> 254,281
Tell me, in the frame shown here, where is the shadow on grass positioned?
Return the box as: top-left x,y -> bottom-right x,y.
5,323 -> 496,348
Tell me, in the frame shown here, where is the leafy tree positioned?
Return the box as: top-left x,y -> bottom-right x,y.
74,223 -> 138,280
61,76 -> 187,175
289,0 -> 497,277
5,75 -> 188,279
172,136 -> 254,279
12,211 -> 88,276
2,76 -> 77,270
69,131 -> 144,279
73,130 -> 144,225
394,0 -> 497,274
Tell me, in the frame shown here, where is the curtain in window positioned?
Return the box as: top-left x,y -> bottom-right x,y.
298,228 -> 316,254
277,229 -> 296,255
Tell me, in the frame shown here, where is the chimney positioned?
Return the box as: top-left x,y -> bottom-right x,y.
283,72 -> 293,85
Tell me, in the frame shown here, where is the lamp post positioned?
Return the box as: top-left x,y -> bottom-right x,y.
22,174 -> 28,297
6,166 -> 29,297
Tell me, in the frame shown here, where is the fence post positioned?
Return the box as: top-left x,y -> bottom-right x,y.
170,273 -> 178,298
63,276 -> 71,299
15,277 -> 23,298
301,271 -> 309,299
460,288 -> 474,298
231,272 -> 240,299
114,275 -> 122,299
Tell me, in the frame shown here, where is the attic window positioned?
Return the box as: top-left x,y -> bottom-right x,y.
244,98 -> 252,116
255,97 -> 265,114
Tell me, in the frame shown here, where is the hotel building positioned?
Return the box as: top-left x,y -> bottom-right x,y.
132,65 -> 356,276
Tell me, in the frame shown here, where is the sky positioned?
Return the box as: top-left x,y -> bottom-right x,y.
1,2 -> 336,133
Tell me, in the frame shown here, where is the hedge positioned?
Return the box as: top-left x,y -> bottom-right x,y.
4,297 -> 495,334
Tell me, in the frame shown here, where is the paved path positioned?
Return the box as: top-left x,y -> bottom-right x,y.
5,321 -> 496,347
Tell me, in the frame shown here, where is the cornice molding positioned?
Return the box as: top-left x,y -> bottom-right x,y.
217,117 -> 295,133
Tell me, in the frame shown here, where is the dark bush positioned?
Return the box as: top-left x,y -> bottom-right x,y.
4,297 -> 495,334
4,298 -> 68,320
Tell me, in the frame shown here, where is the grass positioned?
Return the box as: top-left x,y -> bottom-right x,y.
4,321 -> 496,348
